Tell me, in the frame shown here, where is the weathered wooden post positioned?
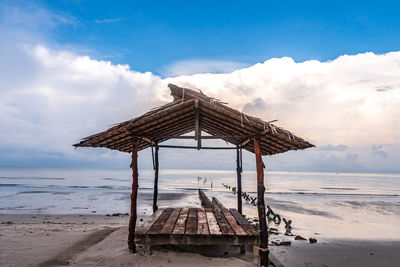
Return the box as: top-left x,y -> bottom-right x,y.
236,146 -> 242,214
152,143 -> 159,212
254,138 -> 269,266
128,141 -> 139,253
194,99 -> 201,150
236,145 -> 246,254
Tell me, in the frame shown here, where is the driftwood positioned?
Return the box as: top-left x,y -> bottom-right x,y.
295,235 -> 307,240
309,238 -> 318,243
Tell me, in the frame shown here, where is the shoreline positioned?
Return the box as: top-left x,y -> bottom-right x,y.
1,214 -> 400,266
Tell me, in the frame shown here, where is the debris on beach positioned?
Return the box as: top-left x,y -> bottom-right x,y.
267,205 -> 282,225
282,218 -> 292,235
272,240 -> 291,246
269,228 -> 279,235
105,212 -> 129,217
309,238 -> 318,244
270,232 -> 279,236
220,181 -> 322,248
295,235 -> 307,240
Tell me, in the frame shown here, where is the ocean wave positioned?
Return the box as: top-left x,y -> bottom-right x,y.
0,176 -> 65,180
101,177 -> 130,182
17,190 -> 51,194
320,187 -> 358,190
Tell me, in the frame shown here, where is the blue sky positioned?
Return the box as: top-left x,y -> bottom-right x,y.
1,0 -> 400,172
12,0 -> 400,74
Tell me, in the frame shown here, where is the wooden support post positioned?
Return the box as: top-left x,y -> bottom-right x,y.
152,143 -> 159,213
236,146 -> 242,214
128,141 -> 139,253
254,138 -> 269,266
194,99 -> 201,150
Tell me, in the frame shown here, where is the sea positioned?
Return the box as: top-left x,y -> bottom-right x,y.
1,167 -> 399,241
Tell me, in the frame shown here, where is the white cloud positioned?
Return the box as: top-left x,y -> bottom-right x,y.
2,43 -> 400,172
166,52 -> 400,148
94,18 -> 126,24
162,59 -> 251,77
0,2 -> 77,32
0,43 -> 165,167
0,3 -> 399,171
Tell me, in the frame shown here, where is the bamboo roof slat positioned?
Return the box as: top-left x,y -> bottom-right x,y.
74,84 -> 314,155
200,112 -> 292,153
106,112 -> 196,150
198,102 -> 301,150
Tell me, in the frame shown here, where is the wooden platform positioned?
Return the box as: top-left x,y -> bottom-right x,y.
134,208 -> 258,248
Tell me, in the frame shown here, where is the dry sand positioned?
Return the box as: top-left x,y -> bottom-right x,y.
1,214 -> 399,267
0,214 -> 256,267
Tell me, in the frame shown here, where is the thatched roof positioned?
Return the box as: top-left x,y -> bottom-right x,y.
73,84 -> 314,155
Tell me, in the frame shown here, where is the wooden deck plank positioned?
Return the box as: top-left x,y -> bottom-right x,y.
197,208 -> 210,235
205,208 -> 222,235
213,208 -> 234,235
135,209 -> 164,234
230,209 -> 258,236
148,208 -> 173,234
185,208 -> 197,235
172,208 -> 189,234
136,234 -> 258,246
222,209 -> 248,236
159,208 -> 181,234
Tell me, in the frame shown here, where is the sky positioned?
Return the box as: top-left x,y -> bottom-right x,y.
0,0 -> 399,173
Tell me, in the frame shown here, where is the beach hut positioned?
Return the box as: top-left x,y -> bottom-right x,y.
73,84 -> 314,266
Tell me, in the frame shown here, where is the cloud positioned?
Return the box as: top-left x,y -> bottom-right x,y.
2,40 -> 400,172
162,59 -> 251,77
166,52 -> 400,149
0,43 -> 165,167
0,2 -> 77,30
375,84 -> 400,92
94,18 -> 126,24
2,42 -> 400,172
318,144 -> 348,151
371,144 -> 388,158
1,4 -> 400,172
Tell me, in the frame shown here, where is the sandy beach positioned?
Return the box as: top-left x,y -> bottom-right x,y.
1,214 -> 399,267
0,214 -> 256,267
1,169 -> 400,266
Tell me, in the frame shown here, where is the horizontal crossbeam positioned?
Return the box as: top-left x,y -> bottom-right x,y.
158,145 -> 237,150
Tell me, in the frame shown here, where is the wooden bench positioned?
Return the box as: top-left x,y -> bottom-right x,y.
134,207 -> 258,254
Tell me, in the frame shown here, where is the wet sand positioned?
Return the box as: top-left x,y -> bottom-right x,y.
270,238 -> 400,267
1,214 -> 400,266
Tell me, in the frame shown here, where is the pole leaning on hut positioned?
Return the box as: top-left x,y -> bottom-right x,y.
254,138 -> 269,266
128,140 -> 139,252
